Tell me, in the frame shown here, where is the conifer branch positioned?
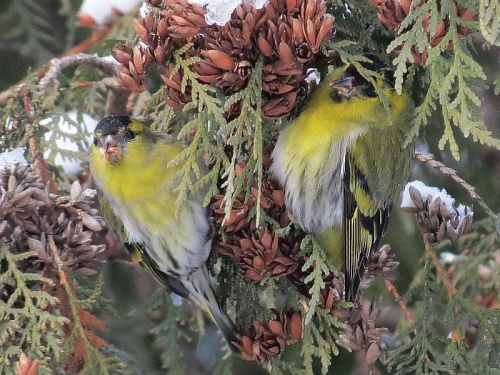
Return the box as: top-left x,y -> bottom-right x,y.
423,237 -> 464,345
2,0 -> 500,373
423,236 -> 457,301
384,279 -> 415,329
479,0 -> 500,46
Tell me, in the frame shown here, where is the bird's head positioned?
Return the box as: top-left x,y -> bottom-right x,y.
327,54 -> 396,102
92,115 -> 145,164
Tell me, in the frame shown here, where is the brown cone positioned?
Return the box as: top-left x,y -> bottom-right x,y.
16,353 -> 39,375
401,186 -> 473,244
342,299 -> 388,364
233,310 -> 303,362
121,0 -> 335,118
211,147 -> 290,233
113,43 -> 152,92
216,229 -> 298,282
0,165 -> 107,278
193,3 -> 266,94
369,0 -> 476,65
161,63 -> 194,110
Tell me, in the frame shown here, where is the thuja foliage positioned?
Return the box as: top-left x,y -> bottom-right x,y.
388,218 -> 500,374
0,247 -> 67,374
0,0 -> 500,374
394,20 -> 499,159
0,163 -> 123,374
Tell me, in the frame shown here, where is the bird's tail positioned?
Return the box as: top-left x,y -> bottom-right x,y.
185,266 -> 240,354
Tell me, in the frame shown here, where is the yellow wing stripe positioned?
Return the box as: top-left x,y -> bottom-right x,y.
343,154 -> 391,301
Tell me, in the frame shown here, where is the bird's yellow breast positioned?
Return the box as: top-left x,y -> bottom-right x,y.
91,138 -> 183,231
279,82 -> 408,170
287,82 -> 407,139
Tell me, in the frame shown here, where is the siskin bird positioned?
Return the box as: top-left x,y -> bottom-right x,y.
271,56 -> 414,301
90,115 -> 238,352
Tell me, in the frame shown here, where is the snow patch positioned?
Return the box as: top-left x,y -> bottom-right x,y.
0,148 -> 28,178
188,0 -> 269,26
80,0 -> 142,24
42,112 -> 98,176
401,180 -> 473,238
401,180 -> 456,211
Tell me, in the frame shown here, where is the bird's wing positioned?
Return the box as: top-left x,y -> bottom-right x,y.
98,192 -> 124,238
129,243 -> 190,298
99,194 -> 190,297
343,153 -> 391,301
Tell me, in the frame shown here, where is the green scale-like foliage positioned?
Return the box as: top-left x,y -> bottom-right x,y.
389,218 -> 500,374
0,247 -> 67,374
1,0 -> 500,374
159,47 -> 267,226
388,0 -> 500,159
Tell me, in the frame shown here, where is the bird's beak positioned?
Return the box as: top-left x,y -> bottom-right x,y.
100,135 -> 122,163
330,75 -> 355,98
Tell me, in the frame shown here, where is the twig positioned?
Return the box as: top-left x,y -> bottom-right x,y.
415,151 -> 500,235
37,54 -> 131,115
29,126 -> 59,193
423,237 -> 462,343
37,53 -> 131,116
415,151 -> 479,198
423,236 -> 457,301
384,279 -> 416,332
39,54 -> 118,96
48,235 -> 69,286
103,77 -> 130,116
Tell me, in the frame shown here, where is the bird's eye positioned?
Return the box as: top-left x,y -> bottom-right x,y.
330,90 -> 342,103
93,138 -> 100,147
125,130 -> 135,140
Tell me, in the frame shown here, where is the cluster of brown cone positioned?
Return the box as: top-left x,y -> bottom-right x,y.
211,147 -> 399,361
0,164 -> 107,277
113,0 -> 334,119
401,185 -> 473,244
369,0 -> 476,64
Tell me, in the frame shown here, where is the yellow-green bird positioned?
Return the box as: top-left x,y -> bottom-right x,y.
271,56 -> 413,301
90,115 -> 238,352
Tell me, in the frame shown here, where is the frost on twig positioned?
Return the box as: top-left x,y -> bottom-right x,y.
401,180 -> 473,244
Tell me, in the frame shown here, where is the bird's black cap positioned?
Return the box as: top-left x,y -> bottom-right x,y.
344,54 -> 395,97
94,115 -> 131,137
